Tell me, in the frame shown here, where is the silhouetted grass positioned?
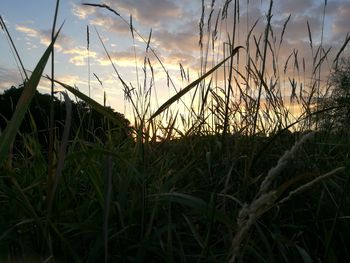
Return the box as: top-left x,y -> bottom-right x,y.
0,0 -> 350,262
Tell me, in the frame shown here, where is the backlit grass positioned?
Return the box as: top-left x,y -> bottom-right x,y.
0,0 -> 350,262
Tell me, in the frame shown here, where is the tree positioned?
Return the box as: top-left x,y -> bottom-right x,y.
0,85 -> 132,149
317,57 -> 350,130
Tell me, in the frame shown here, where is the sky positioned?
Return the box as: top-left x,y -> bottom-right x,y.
1,0 -> 350,120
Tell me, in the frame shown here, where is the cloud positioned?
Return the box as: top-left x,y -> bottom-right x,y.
63,46 -> 97,66
0,66 -> 53,94
96,49 -> 142,67
153,25 -> 199,54
106,0 -> 183,26
331,2 -> 350,40
14,24 -> 98,67
56,73 -> 86,87
0,66 -> 23,91
272,1 -> 350,45
94,47 -> 200,87
71,4 -> 137,36
161,51 -> 198,72
71,2 -> 96,20
90,11 -> 131,34
72,0 -> 186,32
275,14 -> 321,44
70,1 -> 202,74
275,0 -> 315,15
15,25 -> 39,39
15,25 -> 74,52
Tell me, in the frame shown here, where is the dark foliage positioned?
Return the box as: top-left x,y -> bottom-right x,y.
317,57 -> 350,130
0,85 -> 132,149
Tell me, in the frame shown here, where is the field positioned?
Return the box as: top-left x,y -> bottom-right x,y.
1,0 -> 350,262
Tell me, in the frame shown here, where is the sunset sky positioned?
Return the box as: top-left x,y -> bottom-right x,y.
1,0 -> 350,118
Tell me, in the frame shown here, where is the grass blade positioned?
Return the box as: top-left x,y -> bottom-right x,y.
149,46 -> 243,120
152,192 -> 233,226
54,79 -> 129,130
104,155 -> 113,263
47,92 -> 72,211
0,25 -> 63,166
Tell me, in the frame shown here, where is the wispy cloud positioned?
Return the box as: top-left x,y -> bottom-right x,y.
15,25 -> 74,52
63,46 -> 97,66
56,73 -> 87,87
96,49 -> 140,67
14,24 -> 94,67
71,2 -> 96,20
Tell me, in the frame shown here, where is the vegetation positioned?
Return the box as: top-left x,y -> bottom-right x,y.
317,57 -> 350,130
0,85 -> 131,147
0,0 -> 350,262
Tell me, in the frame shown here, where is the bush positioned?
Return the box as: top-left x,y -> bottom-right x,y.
317,57 -> 350,130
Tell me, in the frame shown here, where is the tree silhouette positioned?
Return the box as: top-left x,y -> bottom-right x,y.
0,84 -> 132,149
317,57 -> 350,130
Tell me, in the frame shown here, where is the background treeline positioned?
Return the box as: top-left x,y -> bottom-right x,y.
0,84 -> 132,149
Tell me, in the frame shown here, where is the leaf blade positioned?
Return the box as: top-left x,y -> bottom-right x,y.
149,46 -> 243,120
0,26 -> 63,166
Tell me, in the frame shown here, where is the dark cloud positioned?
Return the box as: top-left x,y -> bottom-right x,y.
153,26 -> 199,54
275,14 -> 321,44
106,0 -> 183,26
73,0 -> 185,32
275,0 -> 315,14
331,2 -> 350,40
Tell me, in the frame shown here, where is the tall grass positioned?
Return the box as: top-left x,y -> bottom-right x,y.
0,0 -> 350,262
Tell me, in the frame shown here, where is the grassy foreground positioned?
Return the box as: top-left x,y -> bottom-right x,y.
1,124 -> 349,262
1,0 -> 350,262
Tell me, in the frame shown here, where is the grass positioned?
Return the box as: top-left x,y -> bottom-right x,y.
1,0 -> 350,262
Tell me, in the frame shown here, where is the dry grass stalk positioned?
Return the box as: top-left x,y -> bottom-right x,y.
229,131 -> 316,262
277,166 -> 345,206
